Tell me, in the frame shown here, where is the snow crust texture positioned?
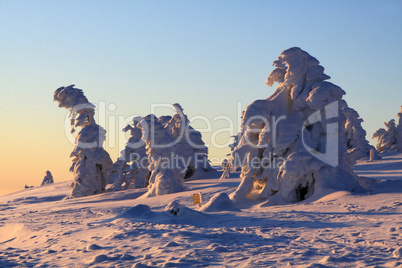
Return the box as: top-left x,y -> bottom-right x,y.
0,159 -> 402,268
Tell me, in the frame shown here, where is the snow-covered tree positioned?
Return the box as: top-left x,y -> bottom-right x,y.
163,103 -> 213,177
140,103 -> 212,196
373,119 -> 399,153
109,117 -> 149,191
342,106 -> 380,162
372,106 -> 402,153
54,85 -> 112,198
140,114 -> 191,196
41,170 -> 54,186
397,106 -> 402,152
226,47 -> 363,204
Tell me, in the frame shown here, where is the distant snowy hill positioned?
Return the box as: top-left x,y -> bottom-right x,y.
0,156 -> 402,267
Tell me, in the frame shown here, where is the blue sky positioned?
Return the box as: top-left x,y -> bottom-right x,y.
0,0 -> 401,194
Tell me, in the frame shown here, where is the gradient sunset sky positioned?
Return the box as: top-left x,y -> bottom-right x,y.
1,0 -> 401,196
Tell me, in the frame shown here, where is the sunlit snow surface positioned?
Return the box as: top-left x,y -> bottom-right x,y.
0,155 -> 402,267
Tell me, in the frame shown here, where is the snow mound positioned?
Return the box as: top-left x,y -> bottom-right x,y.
110,202 -> 211,226
116,204 -> 153,219
200,193 -> 240,212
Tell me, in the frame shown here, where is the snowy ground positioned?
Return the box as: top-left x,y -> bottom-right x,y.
1,155 -> 402,267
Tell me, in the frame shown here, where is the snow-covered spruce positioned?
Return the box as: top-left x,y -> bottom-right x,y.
41,171 -> 54,186
226,47 -> 364,204
373,119 -> 398,153
373,106 -> 402,153
140,104 -> 212,197
342,106 -> 380,162
140,115 -> 189,196
164,103 -> 214,177
54,85 -> 112,198
108,117 -> 150,191
397,106 -> 402,152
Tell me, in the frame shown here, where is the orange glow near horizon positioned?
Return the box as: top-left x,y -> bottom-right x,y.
0,114 -> 230,197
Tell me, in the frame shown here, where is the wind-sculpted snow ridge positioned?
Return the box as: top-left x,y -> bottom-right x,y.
225,47 -> 364,204
373,106 -> 402,153
54,85 -> 112,198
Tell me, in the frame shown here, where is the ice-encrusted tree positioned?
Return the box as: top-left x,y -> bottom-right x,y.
54,85 -> 112,198
373,119 -> 399,153
342,106 -> 380,162
109,117 -> 149,191
140,114 -> 191,196
397,106 -> 402,152
227,47 -> 364,204
140,103 -> 212,196
164,103 -> 213,177
41,171 -> 54,186
373,106 -> 402,153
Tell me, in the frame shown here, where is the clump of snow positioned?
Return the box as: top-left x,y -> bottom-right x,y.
41,171 -> 54,186
165,200 -> 183,215
86,243 -> 102,251
54,85 -> 112,198
116,204 -> 153,219
200,193 -> 240,212
225,47 -> 364,204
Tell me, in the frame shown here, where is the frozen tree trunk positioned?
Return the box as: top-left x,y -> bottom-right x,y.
227,47 -> 364,204
368,149 -> 376,162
